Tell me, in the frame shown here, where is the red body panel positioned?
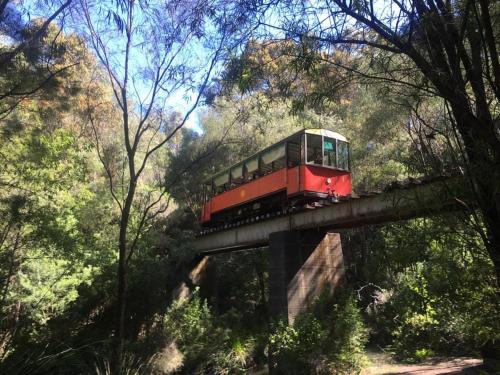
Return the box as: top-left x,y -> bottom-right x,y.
207,169 -> 288,218
300,165 -> 351,196
201,168 -> 289,222
201,165 -> 352,224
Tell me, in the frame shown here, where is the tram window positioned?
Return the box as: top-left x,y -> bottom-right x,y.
337,140 -> 349,170
245,155 -> 259,181
306,134 -> 323,165
323,137 -> 337,167
230,164 -> 244,187
301,133 -> 305,164
213,172 -> 229,195
261,143 -> 286,174
287,142 -> 301,167
286,134 -> 301,167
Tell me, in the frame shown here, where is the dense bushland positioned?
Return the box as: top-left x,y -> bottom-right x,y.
0,1 -> 498,373
269,291 -> 368,374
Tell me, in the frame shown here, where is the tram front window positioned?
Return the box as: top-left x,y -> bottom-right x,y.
306,134 -> 323,165
323,137 -> 336,167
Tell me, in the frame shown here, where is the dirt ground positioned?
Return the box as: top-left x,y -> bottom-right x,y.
249,352 -> 493,374
362,351 -> 487,375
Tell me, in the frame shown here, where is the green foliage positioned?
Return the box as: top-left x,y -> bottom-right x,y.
0,19 -> 96,119
0,125 -> 100,349
161,289 -> 256,374
163,290 -> 213,351
210,336 -> 256,375
0,3 -> 497,373
0,14 -> 120,367
269,291 -> 368,374
210,249 -> 268,330
359,217 -> 499,362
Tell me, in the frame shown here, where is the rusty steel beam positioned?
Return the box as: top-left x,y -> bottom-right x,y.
194,177 -> 469,254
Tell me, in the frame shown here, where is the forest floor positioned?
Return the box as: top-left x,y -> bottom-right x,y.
362,350 -> 488,375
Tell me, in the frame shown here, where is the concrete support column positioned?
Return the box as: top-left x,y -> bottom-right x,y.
268,230 -> 345,323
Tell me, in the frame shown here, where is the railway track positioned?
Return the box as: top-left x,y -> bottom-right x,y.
198,193 -> 367,236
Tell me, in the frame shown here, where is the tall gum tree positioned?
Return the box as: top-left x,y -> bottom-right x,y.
74,0 -> 243,372
0,0 -> 74,117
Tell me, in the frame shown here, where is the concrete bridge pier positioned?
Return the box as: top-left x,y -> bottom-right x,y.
268,230 -> 345,323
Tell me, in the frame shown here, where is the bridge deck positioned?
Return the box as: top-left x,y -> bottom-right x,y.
194,177 -> 467,254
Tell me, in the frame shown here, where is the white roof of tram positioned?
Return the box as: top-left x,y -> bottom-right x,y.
304,128 -> 348,142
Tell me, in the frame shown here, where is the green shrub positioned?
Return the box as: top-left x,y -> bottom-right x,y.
362,219 -> 500,363
269,290 -> 368,374
210,336 -> 255,375
329,293 -> 369,373
269,317 -> 325,374
376,258 -> 499,362
414,348 -> 434,361
161,289 -> 256,374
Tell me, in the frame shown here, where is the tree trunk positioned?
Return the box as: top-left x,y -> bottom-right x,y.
111,182 -> 136,375
112,237 -> 127,375
452,106 -> 500,284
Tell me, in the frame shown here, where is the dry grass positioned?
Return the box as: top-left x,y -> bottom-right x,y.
150,342 -> 184,375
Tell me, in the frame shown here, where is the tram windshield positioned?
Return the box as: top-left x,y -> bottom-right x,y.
323,137 -> 337,167
306,132 -> 349,170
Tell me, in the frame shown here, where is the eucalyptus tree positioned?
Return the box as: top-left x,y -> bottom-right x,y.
0,0 -> 72,66
74,0 -> 247,371
0,0 -> 74,117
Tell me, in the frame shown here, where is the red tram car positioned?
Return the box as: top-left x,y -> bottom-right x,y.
201,129 -> 352,228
